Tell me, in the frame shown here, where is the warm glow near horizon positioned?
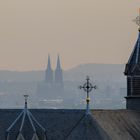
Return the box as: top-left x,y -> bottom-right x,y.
0,1 -> 140,71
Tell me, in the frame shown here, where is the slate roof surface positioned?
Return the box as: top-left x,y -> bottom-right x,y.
6,108 -> 46,140
0,109 -> 140,140
93,110 -> 140,140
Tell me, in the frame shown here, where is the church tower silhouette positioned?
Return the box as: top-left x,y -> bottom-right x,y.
55,55 -> 63,85
45,55 -> 53,84
37,55 -> 64,100
124,23 -> 140,110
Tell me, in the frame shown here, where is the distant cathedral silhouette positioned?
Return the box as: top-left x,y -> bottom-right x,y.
45,55 -> 63,85
37,55 -> 64,100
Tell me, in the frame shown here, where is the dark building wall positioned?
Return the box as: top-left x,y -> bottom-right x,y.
132,77 -> 140,95
127,77 -> 132,96
126,97 -> 140,110
127,76 -> 140,96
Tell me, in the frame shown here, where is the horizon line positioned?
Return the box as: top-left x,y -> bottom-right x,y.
0,63 -> 125,72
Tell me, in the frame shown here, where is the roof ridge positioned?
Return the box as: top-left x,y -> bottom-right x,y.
64,114 -> 85,140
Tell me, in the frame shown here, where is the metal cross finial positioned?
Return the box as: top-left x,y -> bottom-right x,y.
133,8 -> 140,31
24,94 -> 29,109
79,76 -> 97,115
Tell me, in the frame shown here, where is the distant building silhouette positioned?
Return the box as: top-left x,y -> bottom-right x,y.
55,55 -> 63,85
45,55 -> 53,84
37,55 -> 64,100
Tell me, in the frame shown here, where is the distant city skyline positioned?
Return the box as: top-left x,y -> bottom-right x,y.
0,1 -> 140,71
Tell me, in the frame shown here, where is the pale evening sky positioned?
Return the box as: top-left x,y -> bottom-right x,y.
0,1 -> 140,71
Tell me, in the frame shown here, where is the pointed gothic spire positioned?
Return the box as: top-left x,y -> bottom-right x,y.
45,54 -> 53,83
125,10 -> 140,75
125,26 -> 140,75
55,54 -> 63,84
56,54 -> 61,70
47,54 -> 52,70
128,32 -> 140,64
124,10 -> 140,110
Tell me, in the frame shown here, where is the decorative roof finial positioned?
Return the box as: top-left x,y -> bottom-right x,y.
133,8 -> 140,31
24,94 -> 29,109
79,76 -> 97,115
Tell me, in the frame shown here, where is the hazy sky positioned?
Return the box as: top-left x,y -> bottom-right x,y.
0,1 -> 140,71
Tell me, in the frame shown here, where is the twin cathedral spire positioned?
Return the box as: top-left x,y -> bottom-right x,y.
45,55 -> 63,85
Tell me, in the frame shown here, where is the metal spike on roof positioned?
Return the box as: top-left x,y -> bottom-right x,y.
24,94 -> 28,109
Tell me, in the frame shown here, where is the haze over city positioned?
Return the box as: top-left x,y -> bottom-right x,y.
0,1 -> 140,139
0,1 -> 140,71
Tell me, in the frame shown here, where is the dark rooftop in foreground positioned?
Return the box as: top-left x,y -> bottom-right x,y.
0,109 -> 140,140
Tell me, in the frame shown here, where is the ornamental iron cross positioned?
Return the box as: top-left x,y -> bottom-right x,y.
79,76 -> 97,115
